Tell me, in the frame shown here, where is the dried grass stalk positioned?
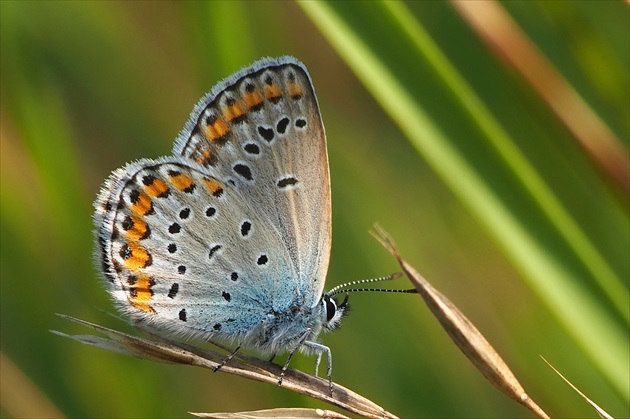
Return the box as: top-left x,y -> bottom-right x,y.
189,407 -> 351,418
371,225 -> 549,418
51,315 -> 395,419
541,356 -> 613,419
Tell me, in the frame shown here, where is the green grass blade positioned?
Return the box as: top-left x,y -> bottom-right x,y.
299,0 -> 629,399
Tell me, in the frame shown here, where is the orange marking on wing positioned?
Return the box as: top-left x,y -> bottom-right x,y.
205,117 -> 230,141
222,101 -> 246,122
288,82 -> 303,98
124,242 -> 152,270
195,149 -> 213,165
129,273 -> 155,313
243,90 -> 263,108
203,177 -> 223,196
125,216 -> 148,241
170,172 -> 195,192
143,178 -> 169,197
131,191 -> 153,216
264,83 -> 282,100
130,300 -> 155,313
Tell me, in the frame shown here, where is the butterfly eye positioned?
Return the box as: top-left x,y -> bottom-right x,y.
324,295 -> 337,322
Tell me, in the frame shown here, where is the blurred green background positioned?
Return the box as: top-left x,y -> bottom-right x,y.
1,1 -> 628,418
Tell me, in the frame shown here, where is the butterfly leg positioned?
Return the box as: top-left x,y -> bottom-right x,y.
213,345 -> 242,372
303,340 -> 333,396
313,350 -> 322,377
278,329 -> 312,386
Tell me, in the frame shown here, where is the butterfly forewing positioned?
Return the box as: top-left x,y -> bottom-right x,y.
173,57 -> 331,304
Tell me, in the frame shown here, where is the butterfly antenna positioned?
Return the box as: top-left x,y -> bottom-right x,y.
328,272 -> 416,297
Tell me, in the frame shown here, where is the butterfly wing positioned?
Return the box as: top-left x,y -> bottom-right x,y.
94,57 -> 331,347
94,157 -> 301,342
173,56 -> 331,305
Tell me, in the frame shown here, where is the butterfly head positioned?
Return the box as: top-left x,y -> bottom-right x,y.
320,293 -> 349,332
320,273 -> 417,333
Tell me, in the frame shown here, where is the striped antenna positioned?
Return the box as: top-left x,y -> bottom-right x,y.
327,272 -> 417,297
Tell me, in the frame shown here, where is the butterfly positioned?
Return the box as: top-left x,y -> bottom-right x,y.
93,56 -> 347,390
94,56 -> 411,393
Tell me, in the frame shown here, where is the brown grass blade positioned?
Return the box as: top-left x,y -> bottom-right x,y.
190,407 -> 351,418
451,0 -> 629,194
371,225 -> 549,418
0,352 -> 66,418
52,314 -> 396,419
541,356 -> 614,419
